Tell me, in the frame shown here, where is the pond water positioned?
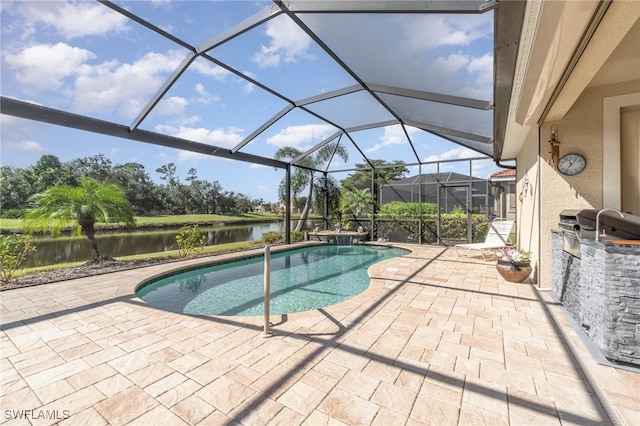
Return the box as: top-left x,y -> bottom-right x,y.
25,221 -> 320,268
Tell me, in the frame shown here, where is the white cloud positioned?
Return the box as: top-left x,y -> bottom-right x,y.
177,151 -> 210,162
252,16 -> 314,68
419,147 -> 497,177
423,147 -> 478,163
240,71 -> 257,94
430,51 -> 493,99
155,124 -> 244,149
110,147 -> 124,158
155,96 -> 188,115
16,1 -> 129,39
433,53 -> 469,74
151,96 -> 201,126
0,115 -> 48,157
5,45 -> 185,116
392,13 -> 493,98
73,50 -> 184,116
194,83 -> 220,104
468,53 -> 493,89
190,59 -> 229,80
5,42 -> 95,91
2,140 -> 48,155
266,124 -> 335,149
413,146 -> 497,179
158,151 -> 174,162
4,38 -> 227,119
404,14 -> 492,51
366,125 -> 418,153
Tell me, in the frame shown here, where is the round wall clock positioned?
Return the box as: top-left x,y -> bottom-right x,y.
557,153 -> 586,176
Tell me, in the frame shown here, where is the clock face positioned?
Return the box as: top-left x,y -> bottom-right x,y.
558,154 -> 586,176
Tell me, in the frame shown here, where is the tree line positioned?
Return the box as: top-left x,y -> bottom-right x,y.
1,152 -> 409,221
0,154 -> 272,217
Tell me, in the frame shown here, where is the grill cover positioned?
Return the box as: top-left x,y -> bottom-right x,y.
577,209 -> 640,239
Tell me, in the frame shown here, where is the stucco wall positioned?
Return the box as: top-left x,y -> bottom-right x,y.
535,80 -> 640,287
621,110 -> 640,215
516,127 -> 540,283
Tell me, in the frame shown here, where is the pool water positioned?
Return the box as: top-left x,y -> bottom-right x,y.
136,245 -> 408,316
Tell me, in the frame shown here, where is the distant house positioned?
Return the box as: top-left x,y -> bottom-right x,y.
489,169 -> 516,221
379,172 -> 495,216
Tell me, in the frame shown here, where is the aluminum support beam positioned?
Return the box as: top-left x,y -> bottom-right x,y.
404,119 -> 491,143
280,1 -> 492,14
1,97 -> 288,169
232,105 -> 295,153
296,85 -> 364,106
368,83 -> 492,110
291,132 -> 342,164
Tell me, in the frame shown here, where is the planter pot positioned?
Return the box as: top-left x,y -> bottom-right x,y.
496,260 -> 532,283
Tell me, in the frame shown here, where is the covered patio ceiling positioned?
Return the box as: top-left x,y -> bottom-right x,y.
1,0 -> 525,174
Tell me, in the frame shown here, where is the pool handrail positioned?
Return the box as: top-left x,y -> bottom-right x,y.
262,245 -> 273,338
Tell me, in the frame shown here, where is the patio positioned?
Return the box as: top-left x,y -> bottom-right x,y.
1,245 -> 638,425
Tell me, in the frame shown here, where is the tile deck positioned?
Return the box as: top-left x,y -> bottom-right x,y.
1,245 -> 638,425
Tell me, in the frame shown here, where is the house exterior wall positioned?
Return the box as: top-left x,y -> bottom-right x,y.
621,109 -> 640,215
525,80 -> 640,287
492,182 -> 516,221
516,127 -> 540,283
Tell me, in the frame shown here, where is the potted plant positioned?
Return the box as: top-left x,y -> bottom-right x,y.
495,247 -> 532,283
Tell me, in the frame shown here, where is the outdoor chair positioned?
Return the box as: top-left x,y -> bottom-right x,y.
455,219 -> 514,261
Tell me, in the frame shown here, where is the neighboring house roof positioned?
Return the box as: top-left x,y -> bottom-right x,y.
489,169 -> 516,182
490,169 -> 515,177
382,172 -> 483,187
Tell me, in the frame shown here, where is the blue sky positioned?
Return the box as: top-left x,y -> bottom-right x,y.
1,1 -> 507,203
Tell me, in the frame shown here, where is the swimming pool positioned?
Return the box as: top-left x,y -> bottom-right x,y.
136,244 -> 409,316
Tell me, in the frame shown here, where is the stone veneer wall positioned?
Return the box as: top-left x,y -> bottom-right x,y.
551,230 -> 640,365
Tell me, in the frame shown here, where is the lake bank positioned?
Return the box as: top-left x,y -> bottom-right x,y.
5,240 -> 269,288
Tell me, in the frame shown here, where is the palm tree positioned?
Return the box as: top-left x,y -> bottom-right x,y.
25,177 -> 136,262
275,142 -> 349,232
342,187 -> 372,219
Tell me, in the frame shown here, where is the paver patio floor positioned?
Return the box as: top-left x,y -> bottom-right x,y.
1,245 -> 638,425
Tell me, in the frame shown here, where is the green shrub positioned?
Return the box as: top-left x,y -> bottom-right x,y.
1,209 -> 25,219
376,214 -> 489,243
261,231 -> 282,244
378,201 -> 437,216
290,231 -> 306,242
175,224 -> 206,258
0,234 -> 37,285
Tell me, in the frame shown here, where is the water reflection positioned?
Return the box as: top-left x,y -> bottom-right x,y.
25,221 -> 319,268
178,275 -> 206,294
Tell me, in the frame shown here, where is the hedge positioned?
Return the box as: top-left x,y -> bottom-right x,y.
375,214 -> 489,243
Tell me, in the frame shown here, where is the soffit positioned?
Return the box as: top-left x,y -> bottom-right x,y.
499,0 -> 640,159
